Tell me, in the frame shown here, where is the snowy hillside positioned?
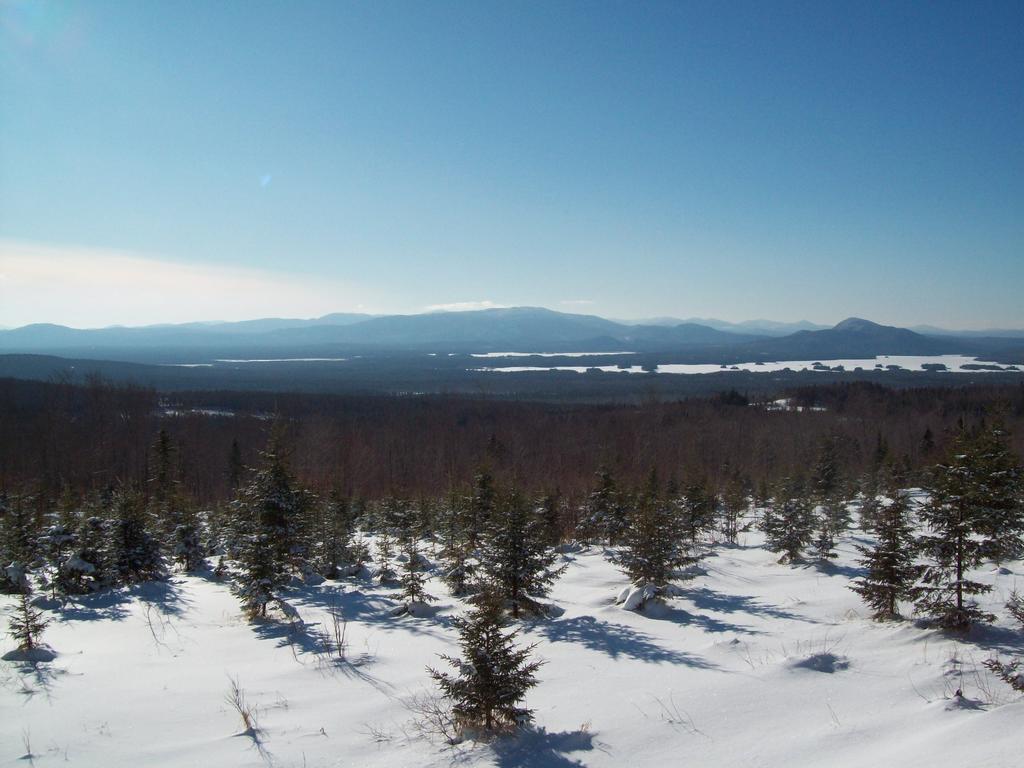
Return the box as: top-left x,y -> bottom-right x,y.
3,508 -> 1022,768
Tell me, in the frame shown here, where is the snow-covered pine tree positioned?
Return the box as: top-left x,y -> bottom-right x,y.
969,420 -> 1024,563
41,522 -> 75,598
536,490 -> 564,548
1007,591 -> 1024,630
719,477 -> 748,545
375,531 -> 397,584
311,490 -> 357,578
811,435 -> 842,502
810,436 -> 850,561
915,428 -> 998,629
476,489 -> 564,618
63,510 -> 111,593
438,497 -> 476,596
609,470 -> 688,588
576,468 -> 625,545
0,492 -> 39,594
849,489 -> 918,619
812,496 -> 851,562
145,431 -> 205,573
763,477 -> 814,563
428,590 -> 542,734
233,434 -> 311,619
857,469 -> 882,532
678,480 -> 717,551
463,468 -> 496,551
110,486 -> 164,584
172,515 -> 206,572
397,536 -> 434,611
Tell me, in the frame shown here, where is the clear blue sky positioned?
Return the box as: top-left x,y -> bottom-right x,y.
1,0 -> 1022,328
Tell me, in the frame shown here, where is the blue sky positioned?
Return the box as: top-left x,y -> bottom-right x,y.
1,0 -> 1022,328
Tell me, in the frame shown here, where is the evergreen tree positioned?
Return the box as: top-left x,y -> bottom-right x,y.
812,496 -> 850,562
677,480 -> 716,551
719,477 -> 748,545
8,589 -> 49,652
983,656 -> 1024,693
1006,591 -> 1024,630
810,436 -> 849,561
438,496 -> 476,595
858,470 -> 882,532
915,428 -> 1000,629
110,487 -> 164,584
609,471 -> 688,587
463,468 -> 496,550
0,492 -> 39,593
536,490 -> 564,548
64,511 -> 111,593
920,426 -> 936,458
849,489 -> 918,619
228,438 -> 243,491
234,434 -> 311,618
476,489 -> 564,617
970,421 -> 1024,563
146,430 -> 204,571
812,435 -> 842,499
0,495 -> 38,573
577,468 -> 625,545
754,477 -> 771,509
375,531 -> 397,584
148,429 -> 179,531
172,515 -> 206,572
311,490 -> 357,578
41,521 -> 76,597
763,477 -> 814,563
398,536 -> 434,608
428,591 -> 542,733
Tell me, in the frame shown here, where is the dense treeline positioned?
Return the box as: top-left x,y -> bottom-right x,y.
2,376 -> 1023,507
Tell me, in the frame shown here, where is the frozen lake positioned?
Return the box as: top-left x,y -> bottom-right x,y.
474,355 -> 1022,375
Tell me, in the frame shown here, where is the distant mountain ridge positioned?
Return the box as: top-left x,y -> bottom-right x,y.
0,308 -> 1021,363
0,307 -> 765,354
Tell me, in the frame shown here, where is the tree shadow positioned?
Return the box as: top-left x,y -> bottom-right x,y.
681,586 -> 808,624
960,623 -> 1024,655
489,726 -> 601,768
133,578 -> 192,618
250,615 -> 328,658
642,600 -> 764,636
51,589 -> 133,623
47,577 -> 191,624
802,560 -> 865,580
3,654 -> 68,702
287,583 -> 456,640
533,615 -> 715,667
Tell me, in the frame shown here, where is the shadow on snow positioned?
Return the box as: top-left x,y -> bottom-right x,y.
532,614 -> 716,668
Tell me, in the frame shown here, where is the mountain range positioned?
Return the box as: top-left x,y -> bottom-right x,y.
0,308 -> 1022,363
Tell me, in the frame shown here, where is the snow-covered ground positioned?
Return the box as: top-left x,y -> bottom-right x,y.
2,522 -> 1022,767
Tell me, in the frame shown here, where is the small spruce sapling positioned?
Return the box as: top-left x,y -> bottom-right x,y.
849,490 -> 918,619
428,590 -> 541,736
476,489 -> 565,618
397,536 -> 435,612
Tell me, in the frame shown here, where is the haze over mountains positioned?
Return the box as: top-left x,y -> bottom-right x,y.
1,307 -> 1022,360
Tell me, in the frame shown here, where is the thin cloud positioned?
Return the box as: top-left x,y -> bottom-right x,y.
424,300 -> 508,313
560,299 -> 595,307
0,240 -> 369,328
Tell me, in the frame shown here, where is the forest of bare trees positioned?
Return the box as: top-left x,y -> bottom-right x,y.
2,375 -> 1022,509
